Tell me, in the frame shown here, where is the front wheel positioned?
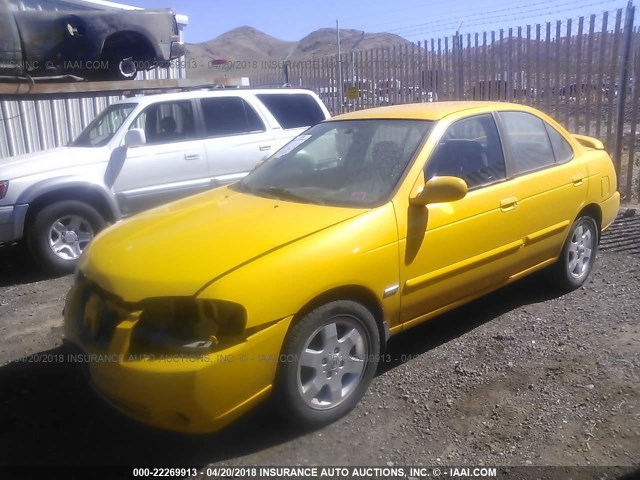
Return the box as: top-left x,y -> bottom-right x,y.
275,300 -> 380,428
27,200 -> 105,273
549,215 -> 599,290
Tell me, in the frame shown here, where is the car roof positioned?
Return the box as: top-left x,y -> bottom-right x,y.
331,101 -> 527,121
113,88 -> 320,107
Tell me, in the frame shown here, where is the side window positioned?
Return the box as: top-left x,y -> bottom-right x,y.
256,93 -> 326,129
425,114 -> 506,189
544,123 -> 574,163
200,97 -> 265,137
498,111 -> 556,174
129,101 -> 196,145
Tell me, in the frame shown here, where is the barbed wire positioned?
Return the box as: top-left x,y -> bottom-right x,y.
400,0 -> 626,39
388,0 -> 599,36
426,8 -> 624,44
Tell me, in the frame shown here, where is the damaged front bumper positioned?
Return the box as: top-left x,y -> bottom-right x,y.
63,280 -> 293,434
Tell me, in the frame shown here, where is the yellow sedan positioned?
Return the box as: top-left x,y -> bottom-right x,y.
63,102 -> 620,433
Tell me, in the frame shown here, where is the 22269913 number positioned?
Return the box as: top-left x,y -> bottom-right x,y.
132,468 -> 198,477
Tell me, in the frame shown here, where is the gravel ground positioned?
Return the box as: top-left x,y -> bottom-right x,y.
0,220 -> 639,478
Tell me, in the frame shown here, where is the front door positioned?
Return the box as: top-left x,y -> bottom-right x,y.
397,113 -> 522,325
113,100 -> 208,215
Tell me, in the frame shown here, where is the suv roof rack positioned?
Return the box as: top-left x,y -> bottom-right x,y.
0,78 -> 305,100
177,83 -> 294,92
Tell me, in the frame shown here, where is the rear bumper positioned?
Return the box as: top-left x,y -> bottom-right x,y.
0,204 -> 28,243
600,191 -> 621,232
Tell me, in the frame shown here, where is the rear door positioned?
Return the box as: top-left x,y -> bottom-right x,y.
496,111 -> 588,271
198,96 -> 276,183
114,99 -> 208,215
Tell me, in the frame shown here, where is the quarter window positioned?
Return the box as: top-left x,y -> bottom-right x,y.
425,114 -> 506,189
200,97 -> 265,137
498,111 -> 556,174
256,93 -> 326,129
544,123 -> 574,163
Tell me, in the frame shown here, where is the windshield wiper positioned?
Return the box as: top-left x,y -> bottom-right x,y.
254,186 -> 325,205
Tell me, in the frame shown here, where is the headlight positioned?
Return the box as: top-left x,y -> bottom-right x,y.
0,181 -> 8,200
130,298 -> 246,355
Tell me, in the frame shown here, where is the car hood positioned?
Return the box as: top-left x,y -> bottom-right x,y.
0,146 -> 109,180
81,186 -> 366,301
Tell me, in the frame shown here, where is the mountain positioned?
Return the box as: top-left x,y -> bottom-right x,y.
185,26 -> 410,78
186,26 -> 296,66
290,28 -> 410,59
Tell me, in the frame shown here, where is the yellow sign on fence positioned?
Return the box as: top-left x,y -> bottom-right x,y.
347,86 -> 359,100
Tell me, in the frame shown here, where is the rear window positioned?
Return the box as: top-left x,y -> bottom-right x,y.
256,93 -> 326,129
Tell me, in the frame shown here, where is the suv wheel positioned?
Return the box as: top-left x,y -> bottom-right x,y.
28,201 -> 106,273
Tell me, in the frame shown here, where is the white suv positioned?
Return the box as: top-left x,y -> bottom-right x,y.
0,88 -> 331,271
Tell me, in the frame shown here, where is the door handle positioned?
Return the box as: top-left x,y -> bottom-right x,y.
500,196 -> 518,211
259,144 -> 272,151
184,154 -> 200,160
572,174 -> 585,186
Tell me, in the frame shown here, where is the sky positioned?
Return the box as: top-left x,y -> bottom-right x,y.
128,0 -> 631,44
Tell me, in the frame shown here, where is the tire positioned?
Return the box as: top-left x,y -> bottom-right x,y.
27,200 -> 105,273
548,215 -> 599,290
275,300 -> 380,428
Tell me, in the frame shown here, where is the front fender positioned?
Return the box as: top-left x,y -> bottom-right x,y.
196,204 -> 401,331
16,176 -> 121,221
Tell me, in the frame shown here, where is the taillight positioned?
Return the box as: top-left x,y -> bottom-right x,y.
0,181 -> 8,200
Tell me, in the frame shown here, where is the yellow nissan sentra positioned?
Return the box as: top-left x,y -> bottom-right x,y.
64,102 -> 619,433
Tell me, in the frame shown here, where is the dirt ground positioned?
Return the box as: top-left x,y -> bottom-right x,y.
0,219 -> 639,479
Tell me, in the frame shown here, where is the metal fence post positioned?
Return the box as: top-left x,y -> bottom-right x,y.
613,1 -> 636,182
454,32 -> 464,100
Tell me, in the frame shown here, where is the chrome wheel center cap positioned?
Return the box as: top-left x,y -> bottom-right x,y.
63,231 -> 78,243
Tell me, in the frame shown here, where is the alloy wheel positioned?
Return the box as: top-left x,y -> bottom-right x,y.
48,214 -> 94,260
567,219 -> 595,279
297,318 -> 369,410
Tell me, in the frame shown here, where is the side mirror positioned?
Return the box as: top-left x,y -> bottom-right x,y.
124,128 -> 146,148
409,176 -> 468,206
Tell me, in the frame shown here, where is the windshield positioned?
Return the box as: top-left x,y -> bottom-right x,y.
72,103 -> 137,147
236,119 -> 433,207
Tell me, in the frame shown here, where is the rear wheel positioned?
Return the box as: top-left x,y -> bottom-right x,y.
275,300 -> 380,428
101,33 -> 151,81
549,215 -> 599,290
27,200 -> 105,273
